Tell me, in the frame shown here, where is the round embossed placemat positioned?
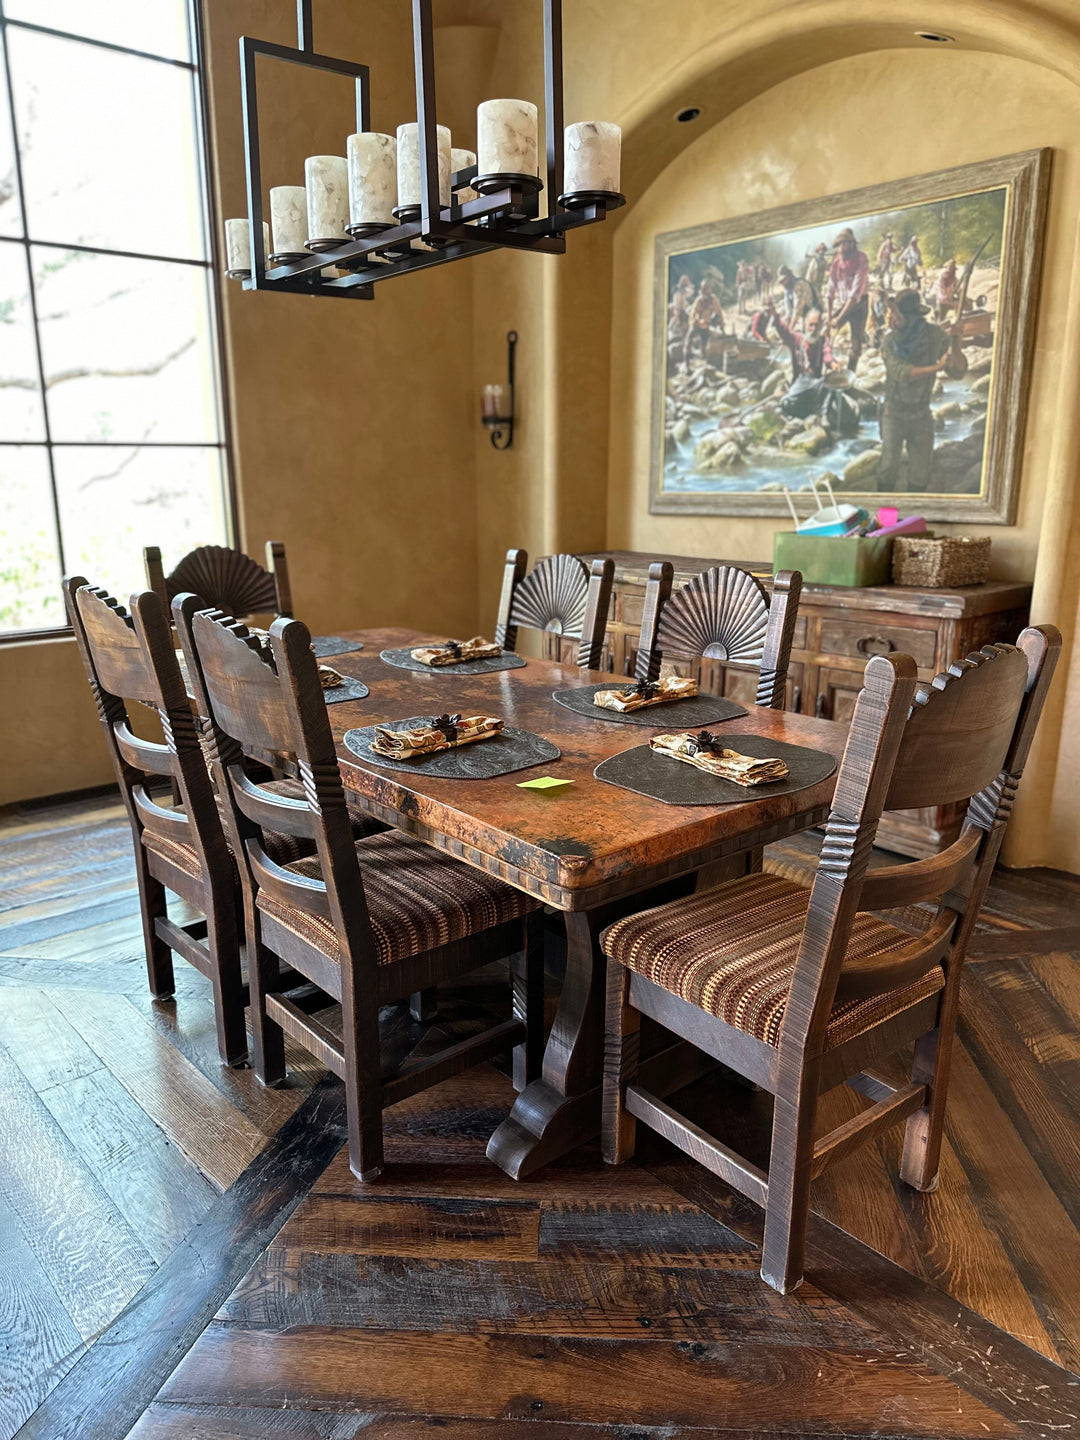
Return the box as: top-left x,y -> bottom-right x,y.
594,733 -> 837,806
344,716 -> 559,777
380,647 -> 527,676
552,683 -> 747,728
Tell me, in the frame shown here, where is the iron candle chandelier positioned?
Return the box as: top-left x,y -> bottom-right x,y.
229,0 -> 626,302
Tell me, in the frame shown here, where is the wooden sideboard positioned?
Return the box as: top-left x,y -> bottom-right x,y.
545,551 -> 1032,859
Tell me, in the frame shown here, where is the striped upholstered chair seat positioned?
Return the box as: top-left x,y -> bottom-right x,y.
601,871 -> 944,1050
257,829 -> 540,967
141,778 -> 382,880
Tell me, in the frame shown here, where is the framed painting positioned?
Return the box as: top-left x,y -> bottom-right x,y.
649,149 -> 1050,523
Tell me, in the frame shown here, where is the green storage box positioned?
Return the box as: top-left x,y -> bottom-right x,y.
773,531 -> 894,588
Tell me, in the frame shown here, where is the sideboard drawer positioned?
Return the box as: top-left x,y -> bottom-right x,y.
818,618 -> 937,670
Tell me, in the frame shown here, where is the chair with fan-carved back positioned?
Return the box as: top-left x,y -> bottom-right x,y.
494,549 -> 614,668
175,597 -> 547,1182
602,626 -> 1060,1294
144,540 -> 291,619
635,562 -> 802,710
63,576 -> 251,1062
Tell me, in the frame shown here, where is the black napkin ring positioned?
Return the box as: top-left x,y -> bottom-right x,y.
433,712 -> 462,742
442,640 -> 463,659
687,730 -> 721,756
633,679 -> 660,699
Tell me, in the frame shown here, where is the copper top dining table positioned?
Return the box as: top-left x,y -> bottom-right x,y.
261,626 -> 850,1178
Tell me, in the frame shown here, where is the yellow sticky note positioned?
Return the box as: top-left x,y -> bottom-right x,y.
517,776 -> 574,793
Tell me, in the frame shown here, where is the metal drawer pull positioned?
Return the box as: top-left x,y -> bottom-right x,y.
856,634 -> 895,656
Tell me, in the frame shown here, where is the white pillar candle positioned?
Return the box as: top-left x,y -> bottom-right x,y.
224,217 -> 270,275
476,99 -> 537,178
269,185 -> 307,256
304,155 -> 349,247
452,147 -> 478,204
347,132 -> 397,228
395,123 -> 451,210
563,121 -> 622,194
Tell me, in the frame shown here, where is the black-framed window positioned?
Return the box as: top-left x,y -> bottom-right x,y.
0,0 -> 233,639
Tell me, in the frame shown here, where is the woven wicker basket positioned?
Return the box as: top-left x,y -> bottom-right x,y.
892,536 -> 991,588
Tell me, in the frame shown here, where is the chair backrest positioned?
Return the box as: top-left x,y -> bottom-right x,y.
145,540 -> 291,619
494,549 -> 615,668
62,577 -> 229,884
635,562 -> 802,709
174,596 -> 377,980
782,626 -> 1061,1055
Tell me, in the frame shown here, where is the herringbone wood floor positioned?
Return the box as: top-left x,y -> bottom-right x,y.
1,795 -> 1078,1439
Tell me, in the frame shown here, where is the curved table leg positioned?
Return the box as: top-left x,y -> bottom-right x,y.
487,910 -> 605,1178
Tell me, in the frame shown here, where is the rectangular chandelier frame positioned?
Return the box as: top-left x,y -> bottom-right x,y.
239,0 -> 620,300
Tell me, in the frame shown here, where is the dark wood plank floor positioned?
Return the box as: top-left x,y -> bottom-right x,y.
1,794 -> 1078,1439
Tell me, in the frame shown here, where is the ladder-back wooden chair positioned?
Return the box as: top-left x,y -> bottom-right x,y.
64,577 -> 249,1062
635,562 -> 802,709
494,549 -> 614,668
145,540 -> 291,619
601,626 -> 1060,1293
175,597 -> 546,1181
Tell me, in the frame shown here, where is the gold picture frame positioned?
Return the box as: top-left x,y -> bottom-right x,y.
649,149 -> 1050,523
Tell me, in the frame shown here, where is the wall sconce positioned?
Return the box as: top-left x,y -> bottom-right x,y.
481,330 -> 517,449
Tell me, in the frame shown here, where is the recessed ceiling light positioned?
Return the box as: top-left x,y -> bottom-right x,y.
676,107 -> 701,123
915,31 -> 955,42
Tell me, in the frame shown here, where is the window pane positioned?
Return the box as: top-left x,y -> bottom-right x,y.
53,445 -> 227,598
0,445 -> 64,632
0,38 -> 22,238
4,1 -> 191,64
35,249 -> 220,443
0,242 -> 46,439
8,30 -> 206,258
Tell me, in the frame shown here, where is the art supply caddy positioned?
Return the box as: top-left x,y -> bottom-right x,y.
772,477 -> 991,588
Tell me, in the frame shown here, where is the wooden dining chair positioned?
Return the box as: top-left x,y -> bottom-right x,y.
64,576 -> 250,1061
175,597 -> 547,1181
601,626 -> 1060,1293
494,549 -> 615,668
144,540 -> 291,619
634,562 -> 802,709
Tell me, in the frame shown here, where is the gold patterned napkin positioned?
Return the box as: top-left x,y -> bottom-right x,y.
370,713 -> 504,758
594,676 -> 698,712
318,666 -> 345,690
410,636 -> 502,667
650,731 -> 789,786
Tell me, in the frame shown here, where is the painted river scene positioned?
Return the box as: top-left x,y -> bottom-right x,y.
658,185 -> 1008,502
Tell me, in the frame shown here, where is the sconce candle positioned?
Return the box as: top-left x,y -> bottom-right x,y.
452,147 -> 478,205
476,99 -> 539,192
305,155 -> 349,250
481,330 -> 517,449
395,122 -> 451,216
224,217 -> 270,277
563,121 -> 622,198
347,132 -> 397,233
269,185 -> 307,259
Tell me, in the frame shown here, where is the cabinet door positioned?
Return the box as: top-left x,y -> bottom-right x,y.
813,665 -> 863,724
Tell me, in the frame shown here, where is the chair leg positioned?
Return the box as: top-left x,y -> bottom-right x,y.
601,957 -> 640,1164
206,903 -> 247,1068
760,1077 -> 820,1294
409,987 -> 438,1022
900,970 -> 962,1192
511,909 -> 546,1090
247,906 -> 285,1087
135,850 -> 174,999
341,950 -> 385,1184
